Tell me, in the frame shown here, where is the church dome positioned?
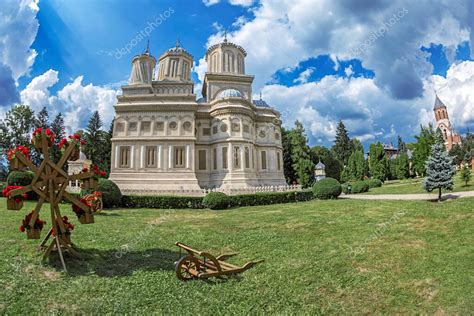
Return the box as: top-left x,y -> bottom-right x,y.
216,89 -> 243,99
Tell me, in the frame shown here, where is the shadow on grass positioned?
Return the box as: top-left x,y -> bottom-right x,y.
47,247 -> 181,277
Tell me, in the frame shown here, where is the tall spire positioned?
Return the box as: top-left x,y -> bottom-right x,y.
434,93 -> 446,110
144,40 -> 150,55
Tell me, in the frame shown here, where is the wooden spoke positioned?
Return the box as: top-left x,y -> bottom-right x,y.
28,197 -> 45,228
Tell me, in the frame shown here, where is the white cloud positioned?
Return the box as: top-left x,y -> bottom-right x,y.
344,65 -> 354,77
20,69 -> 118,134
0,0 -> 39,106
204,0 -> 472,99
229,0 -> 254,6
293,67 -> 315,84
262,60 -> 474,145
203,0 -> 220,6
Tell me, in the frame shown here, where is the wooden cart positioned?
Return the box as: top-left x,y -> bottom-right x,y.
175,242 -> 263,281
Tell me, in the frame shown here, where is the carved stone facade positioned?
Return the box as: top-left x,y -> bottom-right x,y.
109,39 -> 287,194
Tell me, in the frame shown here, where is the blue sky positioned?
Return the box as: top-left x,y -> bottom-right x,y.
1,0 -> 474,148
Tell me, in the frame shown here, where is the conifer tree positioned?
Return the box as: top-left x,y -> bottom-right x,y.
84,111 -> 104,164
332,120 -> 352,166
459,163 -> 472,186
369,142 -> 388,181
50,113 -> 66,163
397,135 -> 407,153
396,152 -> 410,179
341,149 -> 365,182
423,143 -> 455,201
289,121 -> 314,187
412,124 -> 437,176
282,127 -> 297,184
35,106 -> 50,129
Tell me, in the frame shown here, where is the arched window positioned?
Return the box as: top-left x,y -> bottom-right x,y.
223,50 -> 235,73
237,54 -> 244,74
211,52 -> 219,72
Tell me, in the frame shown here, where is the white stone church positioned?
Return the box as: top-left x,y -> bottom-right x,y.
109,38 -> 287,194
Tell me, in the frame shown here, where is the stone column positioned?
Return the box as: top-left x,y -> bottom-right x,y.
228,143 -> 233,172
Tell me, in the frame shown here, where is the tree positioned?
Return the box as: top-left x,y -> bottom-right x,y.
100,119 -> 114,177
310,146 -> 342,181
341,149 -> 365,182
459,164 -> 472,186
396,152 -> 410,179
397,135 -> 407,153
412,124 -> 437,176
84,111 -> 105,165
289,121 -> 314,188
35,106 -> 50,129
50,113 -> 66,163
422,143 -> 455,201
282,127 -> 297,184
351,138 -> 364,153
369,142 -> 388,181
332,120 -> 352,166
0,104 -> 36,165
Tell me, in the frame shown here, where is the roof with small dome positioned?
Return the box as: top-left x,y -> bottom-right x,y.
160,39 -> 193,59
315,160 -> 325,169
252,99 -> 271,108
205,35 -> 247,57
216,89 -> 243,99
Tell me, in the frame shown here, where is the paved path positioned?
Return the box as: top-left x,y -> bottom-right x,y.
340,191 -> 474,201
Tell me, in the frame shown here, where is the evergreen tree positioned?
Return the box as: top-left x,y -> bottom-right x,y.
423,143 -> 455,201
459,163 -> 472,186
310,146 -> 342,181
351,138 -> 364,153
368,142 -> 388,181
289,121 -> 314,188
35,106 -> 50,129
84,111 -> 104,164
396,152 -> 410,179
412,124 -> 437,176
397,135 -> 407,153
341,149 -> 365,182
282,127 -> 297,184
332,120 -> 352,166
50,113 -> 66,163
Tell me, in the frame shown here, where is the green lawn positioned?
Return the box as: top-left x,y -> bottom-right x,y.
363,173 -> 473,195
0,197 -> 473,314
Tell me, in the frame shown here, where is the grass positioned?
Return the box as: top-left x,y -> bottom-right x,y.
363,173 -> 473,195
0,197 -> 473,314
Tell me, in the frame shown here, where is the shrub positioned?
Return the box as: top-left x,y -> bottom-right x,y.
365,179 -> 382,188
203,192 -> 230,210
7,171 -> 37,200
341,183 -> 349,194
121,195 -> 204,209
0,182 -> 6,192
7,171 -> 34,186
312,177 -> 342,199
230,190 -> 314,207
87,178 -> 122,208
351,181 -> 369,194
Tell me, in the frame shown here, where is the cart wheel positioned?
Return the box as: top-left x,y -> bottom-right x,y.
175,255 -> 200,281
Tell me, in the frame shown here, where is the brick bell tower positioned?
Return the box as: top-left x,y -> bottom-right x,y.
433,94 -> 462,151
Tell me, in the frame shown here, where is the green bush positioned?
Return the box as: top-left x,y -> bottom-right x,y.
7,171 -> 34,186
312,177 -> 342,199
341,183 -> 349,194
351,181 -> 369,193
88,179 -> 122,208
7,171 -> 37,200
230,190 -> 314,207
365,179 -> 382,188
203,192 -> 230,210
0,182 -> 6,192
121,195 -> 204,209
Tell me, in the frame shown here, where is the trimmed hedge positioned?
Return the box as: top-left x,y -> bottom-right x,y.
122,195 -> 204,209
312,178 -> 342,199
342,181 -> 369,194
120,190 -> 314,209
7,171 -> 34,186
7,171 -> 37,200
230,190 -> 314,207
203,192 -> 230,210
365,179 -> 382,188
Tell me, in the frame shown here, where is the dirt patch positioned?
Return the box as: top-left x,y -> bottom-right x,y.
414,278 -> 439,301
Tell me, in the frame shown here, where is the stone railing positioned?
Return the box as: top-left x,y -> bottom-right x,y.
120,184 -> 302,197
